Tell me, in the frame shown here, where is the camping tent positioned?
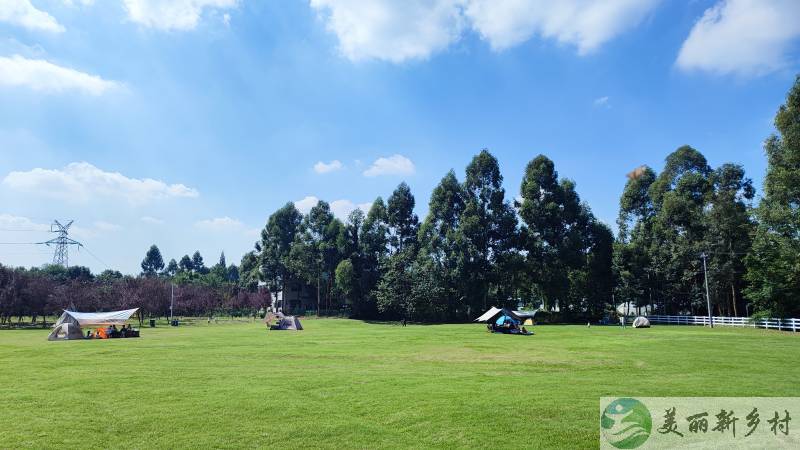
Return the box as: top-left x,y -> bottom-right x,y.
47,308 -> 139,341
474,307 -> 537,323
632,316 -> 651,328
279,315 -> 303,330
266,312 -> 303,331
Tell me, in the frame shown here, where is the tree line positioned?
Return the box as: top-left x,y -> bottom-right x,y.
0,249 -> 270,326
2,77 -> 799,323
245,76 -> 800,321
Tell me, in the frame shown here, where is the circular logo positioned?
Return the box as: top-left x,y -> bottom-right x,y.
601,398 -> 652,449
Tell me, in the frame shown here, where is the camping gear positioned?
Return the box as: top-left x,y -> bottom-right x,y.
266,312 -> 303,331
475,307 -> 534,335
632,316 -> 651,328
48,308 -> 139,341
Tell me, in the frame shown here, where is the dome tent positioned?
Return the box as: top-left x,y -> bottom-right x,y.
47,308 -> 139,341
632,316 -> 651,328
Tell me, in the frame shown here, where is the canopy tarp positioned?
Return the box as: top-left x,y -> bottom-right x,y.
474,307 -> 503,322
57,308 -> 139,327
475,307 -> 532,323
512,310 -> 537,319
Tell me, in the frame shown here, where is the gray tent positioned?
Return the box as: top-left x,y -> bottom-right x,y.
632,316 -> 651,328
47,308 -> 139,341
266,312 -> 303,331
279,315 -> 303,331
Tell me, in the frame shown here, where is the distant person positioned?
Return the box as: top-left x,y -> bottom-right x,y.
401,318 -> 407,327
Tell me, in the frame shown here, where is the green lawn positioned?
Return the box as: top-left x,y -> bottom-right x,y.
0,320 -> 797,449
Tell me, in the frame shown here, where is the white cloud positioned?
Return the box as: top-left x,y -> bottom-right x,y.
330,199 -> 373,219
0,0 -> 65,33
123,0 -> 238,31
464,0 -> 661,54
309,0 -> 660,62
0,55 -> 121,95
594,96 -> 610,108
140,216 -> 165,225
195,216 -> 259,238
309,0 -> 465,62
2,162 -> 199,205
93,221 -> 122,232
294,196 -> 370,219
0,214 -> 49,231
62,0 -> 95,6
313,160 -> 344,174
676,0 -> 800,76
294,195 -> 320,214
195,216 -> 242,230
363,154 -> 415,177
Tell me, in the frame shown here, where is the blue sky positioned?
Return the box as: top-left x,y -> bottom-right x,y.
1,0 -> 799,274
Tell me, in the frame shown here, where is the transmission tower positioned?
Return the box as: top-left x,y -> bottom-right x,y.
40,220 -> 83,267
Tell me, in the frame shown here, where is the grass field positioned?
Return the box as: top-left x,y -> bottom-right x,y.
0,319 -> 798,449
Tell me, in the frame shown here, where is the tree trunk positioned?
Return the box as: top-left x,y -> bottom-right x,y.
317,275 -> 320,317
731,282 -> 738,317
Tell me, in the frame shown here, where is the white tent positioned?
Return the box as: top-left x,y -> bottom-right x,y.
474,307 -> 503,322
48,309 -> 139,341
632,316 -> 651,328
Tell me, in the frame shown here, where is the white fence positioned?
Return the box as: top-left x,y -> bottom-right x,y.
644,314 -> 800,332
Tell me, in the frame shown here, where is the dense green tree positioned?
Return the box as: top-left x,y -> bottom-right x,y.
141,244 -> 165,277
648,146 -> 712,314
178,254 -> 194,273
289,200 -> 334,315
354,198 -> 389,317
614,166 -> 657,312
259,202 -> 302,310
334,258 -> 356,302
417,170 -> 467,319
706,164 -> 755,316
746,76 -> 800,318
164,259 -> 179,277
387,182 -> 419,253
191,251 -> 207,274
520,156 -> 581,311
238,251 -> 260,291
459,150 -> 519,313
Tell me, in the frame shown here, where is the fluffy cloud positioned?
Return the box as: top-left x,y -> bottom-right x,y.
594,96 -> 610,108
363,154 -> 415,177
309,0 -> 465,62
92,221 -> 122,232
310,0 -> 660,62
295,196 -> 370,219
140,216 -> 165,225
0,55 -> 121,95
123,0 -> 238,31
194,216 -> 259,237
0,214 -> 49,231
676,0 -> 800,76
0,0 -> 64,33
2,162 -> 199,205
313,160 -> 344,174
195,216 -> 242,230
294,195 -> 321,214
464,0 -> 660,54
330,199 -> 372,219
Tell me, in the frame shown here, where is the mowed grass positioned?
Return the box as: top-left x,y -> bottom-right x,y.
0,320 -> 798,449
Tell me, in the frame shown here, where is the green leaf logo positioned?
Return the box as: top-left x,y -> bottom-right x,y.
601,398 -> 652,449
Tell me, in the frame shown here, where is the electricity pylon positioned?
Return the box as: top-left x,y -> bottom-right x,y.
40,220 -> 83,267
